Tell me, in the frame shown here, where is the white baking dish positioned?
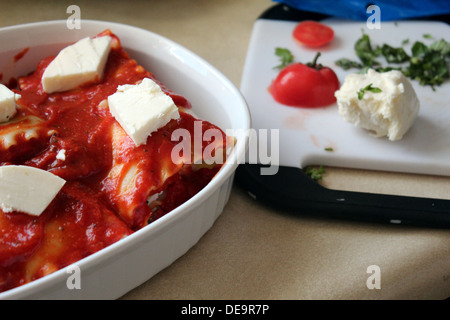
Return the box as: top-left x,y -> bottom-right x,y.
0,20 -> 250,299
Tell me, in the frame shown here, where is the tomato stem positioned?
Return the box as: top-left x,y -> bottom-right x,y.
307,52 -> 323,70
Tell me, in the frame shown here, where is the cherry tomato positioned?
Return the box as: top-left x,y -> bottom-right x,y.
269,52 -> 339,108
293,21 -> 334,47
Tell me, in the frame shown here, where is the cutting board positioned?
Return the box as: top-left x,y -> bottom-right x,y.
240,18 -> 450,176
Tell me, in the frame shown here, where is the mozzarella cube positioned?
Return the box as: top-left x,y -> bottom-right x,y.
0,84 -> 20,123
0,165 -> 66,216
107,78 -> 180,146
42,36 -> 111,93
335,69 -> 420,141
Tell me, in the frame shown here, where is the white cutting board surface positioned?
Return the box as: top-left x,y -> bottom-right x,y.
240,18 -> 450,176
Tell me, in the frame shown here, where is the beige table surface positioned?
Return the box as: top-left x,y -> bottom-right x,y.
1,0 -> 449,300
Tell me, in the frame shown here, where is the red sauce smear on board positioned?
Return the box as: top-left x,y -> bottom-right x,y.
0,30 -> 226,292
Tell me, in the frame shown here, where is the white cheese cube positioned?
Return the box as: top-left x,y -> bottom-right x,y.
0,165 -> 66,216
42,36 -> 112,93
0,84 -> 20,123
107,78 -> 180,146
335,69 -> 420,141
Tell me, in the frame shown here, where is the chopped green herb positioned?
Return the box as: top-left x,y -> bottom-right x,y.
274,47 -> 294,69
423,34 -> 433,39
304,166 -> 325,182
405,40 -> 450,89
402,38 -> 410,45
354,33 -> 381,67
411,41 -> 428,57
335,58 -> 363,70
335,33 -> 450,89
381,44 -> 410,63
373,66 -> 402,73
324,147 -> 334,152
429,39 -> 450,56
357,83 -> 382,100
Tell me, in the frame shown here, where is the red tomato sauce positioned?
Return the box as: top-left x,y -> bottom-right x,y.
13,47 -> 29,63
0,30 -> 225,292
